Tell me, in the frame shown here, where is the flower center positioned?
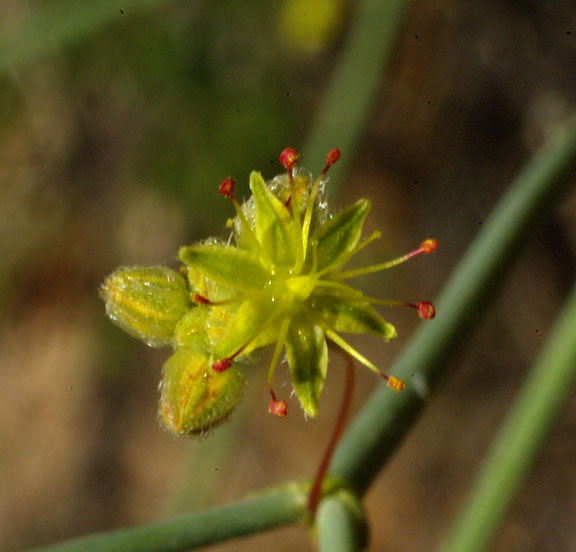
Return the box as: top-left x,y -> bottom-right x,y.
284,274 -> 317,304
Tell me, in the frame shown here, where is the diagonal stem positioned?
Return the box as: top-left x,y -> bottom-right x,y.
28,483 -> 307,552
328,117 -> 576,496
438,278 -> 576,552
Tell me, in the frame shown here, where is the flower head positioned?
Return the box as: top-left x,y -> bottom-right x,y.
101,148 -> 437,435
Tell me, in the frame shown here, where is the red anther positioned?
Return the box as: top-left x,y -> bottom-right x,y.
219,177 -> 235,198
420,238 -> 439,254
192,293 -> 212,305
417,301 -> 436,319
212,358 -> 232,372
325,148 -> 341,167
279,147 -> 299,170
269,399 -> 288,418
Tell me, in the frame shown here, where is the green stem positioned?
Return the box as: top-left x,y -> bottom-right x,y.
29,111 -> 576,552
316,494 -> 367,552
28,483 -> 307,552
329,118 -> 576,495
438,279 -> 576,552
302,0 -> 409,186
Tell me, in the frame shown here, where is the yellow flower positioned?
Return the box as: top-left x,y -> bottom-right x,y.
101,147 -> 438,435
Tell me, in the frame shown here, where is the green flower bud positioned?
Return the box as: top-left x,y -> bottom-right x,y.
159,348 -> 246,436
101,266 -> 191,347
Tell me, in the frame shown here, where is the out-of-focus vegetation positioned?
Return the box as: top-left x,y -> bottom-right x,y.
1,0 -> 576,551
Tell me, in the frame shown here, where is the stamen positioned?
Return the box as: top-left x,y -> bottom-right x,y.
387,377 -> 405,391
333,238 -> 439,281
278,148 -> 305,270
300,148 -> 341,267
320,148 -> 341,177
219,177 -> 274,269
415,301 -> 435,319
299,176 -> 322,270
267,318 -> 291,393
314,279 -> 363,298
219,177 -> 236,198
212,358 -> 232,372
267,319 -> 290,417
420,238 -> 439,253
359,296 -> 436,320
311,240 -> 319,274
325,329 -> 405,391
315,231 -> 382,279
280,147 -> 299,188
283,154 -> 302,257
268,389 -> 287,418
192,293 -> 250,308
279,147 -> 299,170
211,343 -> 248,373
192,293 -> 212,305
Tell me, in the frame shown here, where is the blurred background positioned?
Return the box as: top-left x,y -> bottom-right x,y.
1,0 -> 576,550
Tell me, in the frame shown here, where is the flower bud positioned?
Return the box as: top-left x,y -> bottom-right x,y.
159,348 -> 246,436
101,266 -> 190,347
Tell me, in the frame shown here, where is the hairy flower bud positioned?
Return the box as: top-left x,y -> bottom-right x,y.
101,266 -> 190,347
159,348 -> 246,435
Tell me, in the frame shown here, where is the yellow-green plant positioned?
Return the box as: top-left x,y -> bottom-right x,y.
101,147 -> 437,437
22,0 -> 576,548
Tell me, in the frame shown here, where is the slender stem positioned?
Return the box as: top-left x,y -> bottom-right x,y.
308,351 -> 355,517
267,317 -> 290,391
438,279 -> 576,552
329,117 -> 576,496
28,483 -> 307,552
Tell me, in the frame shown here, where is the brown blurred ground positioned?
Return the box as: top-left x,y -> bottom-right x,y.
1,1 -> 576,551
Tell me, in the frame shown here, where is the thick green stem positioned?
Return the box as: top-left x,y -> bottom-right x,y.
438,279 -> 576,552
329,118 -> 576,495
29,483 -> 307,552
316,492 -> 367,552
